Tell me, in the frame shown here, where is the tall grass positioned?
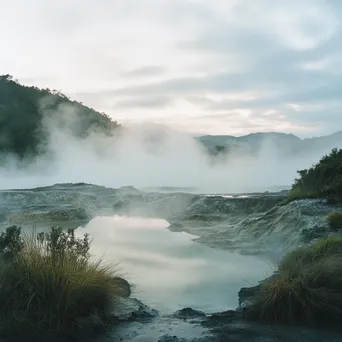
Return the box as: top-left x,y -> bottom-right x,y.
0,226 -> 125,341
250,236 -> 342,326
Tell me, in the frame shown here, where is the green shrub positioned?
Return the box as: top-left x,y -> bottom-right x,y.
0,226 -> 124,341
288,148 -> 342,201
279,236 -> 342,271
327,212 -> 342,230
250,236 -> 342,326
0,225 -> 24,260
37,226 -> 91,265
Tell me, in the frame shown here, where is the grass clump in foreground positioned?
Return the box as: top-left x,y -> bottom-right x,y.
0,226 -> 123,341
250,236 -> 342,326
327,212 -> 342,231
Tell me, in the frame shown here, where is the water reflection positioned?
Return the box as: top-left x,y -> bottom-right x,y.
77,216 -> 272,314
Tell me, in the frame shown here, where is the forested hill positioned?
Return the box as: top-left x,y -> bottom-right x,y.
0,75 -> 120,159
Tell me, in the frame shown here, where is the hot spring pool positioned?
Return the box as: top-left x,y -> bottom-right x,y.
77,216 -> 272,314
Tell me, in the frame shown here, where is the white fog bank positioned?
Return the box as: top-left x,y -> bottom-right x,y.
0,104 -> 340,192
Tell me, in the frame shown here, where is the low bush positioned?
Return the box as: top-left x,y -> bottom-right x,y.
327,212 -> 342,230
250,236 -> 342,326
0,226 -> 124,341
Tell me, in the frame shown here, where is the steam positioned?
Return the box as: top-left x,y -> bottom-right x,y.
0,101 -> 340,192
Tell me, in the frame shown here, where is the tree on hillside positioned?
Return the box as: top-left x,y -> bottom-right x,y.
289,148 -> 342,200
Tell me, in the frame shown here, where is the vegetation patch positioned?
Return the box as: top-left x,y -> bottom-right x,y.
0,74 -> 120,160
0,225 -> 125,341
249,236 -> 342,326
327,212 -> 342,231
288,148 -> 342,201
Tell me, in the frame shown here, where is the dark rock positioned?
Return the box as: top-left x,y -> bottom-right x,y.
238,285 -> 260,308
111,297 -> 158,321
158,336 -> 187,342
128,300 -> 158,321
168,223 -> 184,232
111,277 -> 131,298
238,274 -> 278,309
173,308 -> 206,319
205,310 -> 242,326
203,310 -> 342,342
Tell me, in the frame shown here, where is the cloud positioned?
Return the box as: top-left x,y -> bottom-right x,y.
121,66 -> 166,78
115,96 -> 173,109
0,0 -> 341,136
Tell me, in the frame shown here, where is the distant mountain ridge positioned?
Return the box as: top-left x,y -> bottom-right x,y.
199,132 -> 300,147
198,131 -> 342,157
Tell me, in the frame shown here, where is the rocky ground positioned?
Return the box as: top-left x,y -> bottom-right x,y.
1,183 -> 342,341
90,290 -> 342,342
2,183 -> 340,257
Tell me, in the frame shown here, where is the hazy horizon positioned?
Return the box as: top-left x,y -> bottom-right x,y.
0,98 -> 340,192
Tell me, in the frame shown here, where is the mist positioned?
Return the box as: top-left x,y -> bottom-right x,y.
0,103 -> 339,193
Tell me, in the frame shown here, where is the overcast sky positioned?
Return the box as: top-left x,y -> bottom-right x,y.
1,0 -> 341,137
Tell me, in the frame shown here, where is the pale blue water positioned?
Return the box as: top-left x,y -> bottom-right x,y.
77,216 -> 272,314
